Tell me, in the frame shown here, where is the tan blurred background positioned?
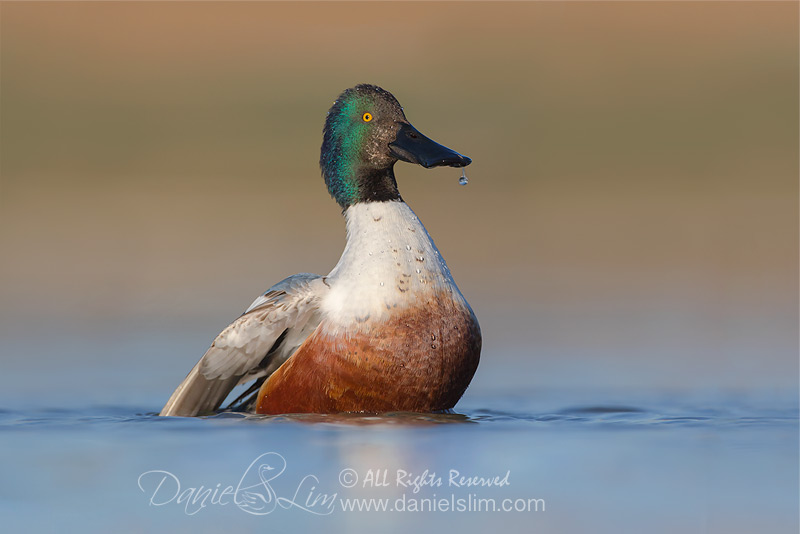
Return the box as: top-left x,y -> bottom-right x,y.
0,2 -> 797,404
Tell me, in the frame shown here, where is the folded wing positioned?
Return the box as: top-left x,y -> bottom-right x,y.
159,273 -> 327,416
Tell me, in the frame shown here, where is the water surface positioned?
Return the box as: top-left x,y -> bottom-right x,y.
2,390 -> 796,533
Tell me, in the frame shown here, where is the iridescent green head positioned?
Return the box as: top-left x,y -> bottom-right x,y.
320,84 -> 472,209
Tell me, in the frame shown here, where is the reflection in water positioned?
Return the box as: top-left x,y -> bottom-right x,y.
216,411 -> 476,426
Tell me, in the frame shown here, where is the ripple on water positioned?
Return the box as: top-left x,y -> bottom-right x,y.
0,401 -> 795,430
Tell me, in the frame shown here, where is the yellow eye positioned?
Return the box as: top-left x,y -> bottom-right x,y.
362,112 -> 373,122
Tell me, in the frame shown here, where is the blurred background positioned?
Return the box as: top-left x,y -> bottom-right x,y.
1,2 -> 797,407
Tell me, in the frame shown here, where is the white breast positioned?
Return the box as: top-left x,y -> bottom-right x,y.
321,201 -> 465,329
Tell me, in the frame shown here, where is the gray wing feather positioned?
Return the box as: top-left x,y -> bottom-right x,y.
159,273 -> 326,417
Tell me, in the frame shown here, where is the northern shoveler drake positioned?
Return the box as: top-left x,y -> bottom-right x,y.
160,84 -> 481,417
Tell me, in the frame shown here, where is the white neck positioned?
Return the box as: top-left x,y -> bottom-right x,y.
321,201 -> 464,325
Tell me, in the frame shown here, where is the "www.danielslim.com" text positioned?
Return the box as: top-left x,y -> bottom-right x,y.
339,494 -> 545,512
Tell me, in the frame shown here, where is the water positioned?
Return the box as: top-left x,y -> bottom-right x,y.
459,168 -> 469,186
1,389 -> 796,533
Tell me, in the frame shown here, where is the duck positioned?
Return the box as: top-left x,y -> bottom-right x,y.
160,84 -> 481,417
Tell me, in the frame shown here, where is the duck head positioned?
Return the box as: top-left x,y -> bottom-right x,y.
320,84 -> 472,208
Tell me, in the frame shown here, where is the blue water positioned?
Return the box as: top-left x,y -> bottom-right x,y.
1,389 -> 796,533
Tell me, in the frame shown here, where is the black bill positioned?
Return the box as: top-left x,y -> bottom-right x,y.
389,122 -> 472,169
